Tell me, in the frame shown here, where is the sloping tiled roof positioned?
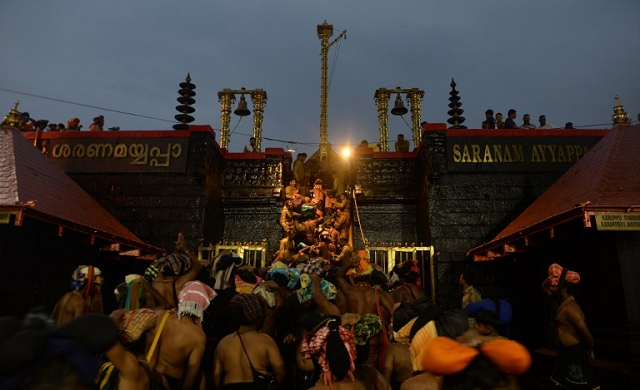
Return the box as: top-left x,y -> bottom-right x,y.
0,126 -> 160,254
468,125 -> 640,260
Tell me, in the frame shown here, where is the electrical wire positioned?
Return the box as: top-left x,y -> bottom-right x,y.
229,115 -> 244,136
0,87 -> 176,123
328,37 -> 343,93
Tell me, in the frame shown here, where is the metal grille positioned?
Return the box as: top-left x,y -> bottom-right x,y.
198,240 -> 269,269
367,244 -> 435,302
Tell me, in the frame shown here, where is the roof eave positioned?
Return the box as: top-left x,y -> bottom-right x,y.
0,206 -> 163,256
468,204 -> 640,261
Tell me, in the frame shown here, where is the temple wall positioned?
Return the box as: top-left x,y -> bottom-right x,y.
351,152 -> 421,247
218,150 -> 291,255
31,126 -> 604,307
418,128 -> 604,309
42,128 -> 225,252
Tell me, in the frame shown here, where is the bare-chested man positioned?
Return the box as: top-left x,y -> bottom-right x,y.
334,208 -> 351,242
542,263 -> 598,389
52,265 -> 104,325
106,308 -> 168,390
309,179 -> 326,217
335,252 -> 395,323
334,251 -> 395,368
152,234 -> 202,308
149,281 -> 214,389
213,293 -> 286,389
391,270 -> 425,304
382,341 -> 413,390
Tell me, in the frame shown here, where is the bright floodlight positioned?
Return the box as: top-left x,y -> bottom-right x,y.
342,147 -> 351,158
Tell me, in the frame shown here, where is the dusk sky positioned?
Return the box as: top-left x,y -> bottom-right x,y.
1,0 -> 639,156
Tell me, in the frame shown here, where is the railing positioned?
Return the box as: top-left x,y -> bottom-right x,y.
367,243 -> 436,302
198,239 -> 269,269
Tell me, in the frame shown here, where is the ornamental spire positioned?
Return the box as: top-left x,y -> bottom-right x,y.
173,73 -> 196,130
447,79 -> 466,129
612,94 -> 630,125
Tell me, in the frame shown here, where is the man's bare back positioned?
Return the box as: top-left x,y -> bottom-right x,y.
53,289 -> 103,325
148,310 -> 206,389
335,260 -> 394,323
391,284 -> 424,304
213,329 -> 285,387
382,342 -> 413,385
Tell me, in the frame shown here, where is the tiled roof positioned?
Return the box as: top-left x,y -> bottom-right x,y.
469,125 -> 640,258
0,126 -> 159,253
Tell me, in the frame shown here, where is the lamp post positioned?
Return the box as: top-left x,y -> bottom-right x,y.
217,88 -> 268,151
374,87 -> 424,151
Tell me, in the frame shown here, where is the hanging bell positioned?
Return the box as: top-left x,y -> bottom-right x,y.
390,94 -> 408,116
234,95 -> 251,116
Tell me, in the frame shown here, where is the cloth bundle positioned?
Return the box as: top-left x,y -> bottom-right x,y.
234,274 -> 263,294
70,265 -> 103,291
211,252 -> 245,290
353,314 -> 383,346
143,265 -> 159,283
159,254 -> 193,276
548,263 -> 580,286
229,293 -> 265,325
465,299 -> 513,325
178,281 -> 216,323
296,274 -> 337,303
120,308 -> 157,343
253,283 -> 276,308
420,337 -> 531,376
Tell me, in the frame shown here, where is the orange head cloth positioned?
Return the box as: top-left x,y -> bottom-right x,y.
421,337 -> 531,377
346,251 -> 373,277
420,337 -> 478,376
479,339 -> 532,375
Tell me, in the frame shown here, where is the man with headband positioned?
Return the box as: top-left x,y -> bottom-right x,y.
152,281 -> 215,389
542,263 -> 599,389
52,265 -> 104,325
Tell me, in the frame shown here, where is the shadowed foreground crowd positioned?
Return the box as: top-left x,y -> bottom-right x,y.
0,233 -> 599,389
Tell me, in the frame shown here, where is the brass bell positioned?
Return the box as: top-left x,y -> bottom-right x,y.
391,94 -> 408,116
234,95 -> 251,116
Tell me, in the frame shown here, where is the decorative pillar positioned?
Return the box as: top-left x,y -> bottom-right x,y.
251,89 -> 267,152
217,89 -> 233,150
374,89 -> 391,152
318,21 -> 333,160
408,88 -> 425,146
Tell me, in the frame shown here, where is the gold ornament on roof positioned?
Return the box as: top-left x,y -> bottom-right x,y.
2,100 -> 22,128
612,94 -> 630,125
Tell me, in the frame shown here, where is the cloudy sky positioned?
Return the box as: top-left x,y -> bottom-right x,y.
1,0 -> 639,156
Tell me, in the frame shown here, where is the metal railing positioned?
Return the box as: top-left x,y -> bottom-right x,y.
367,243 -> 436,302
198,239 -> 269,269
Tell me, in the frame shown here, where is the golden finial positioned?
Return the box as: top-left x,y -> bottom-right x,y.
612,94 -> 630,125
2,100 -> 22,128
